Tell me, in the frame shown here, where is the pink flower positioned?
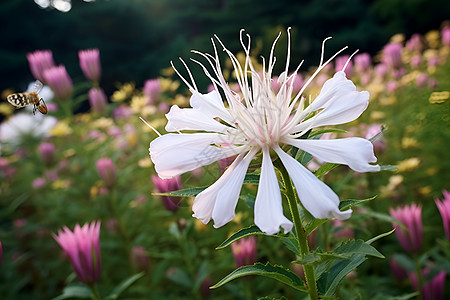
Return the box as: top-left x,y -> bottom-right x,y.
38,142 -> 55,166
386,81 -> 397,93
231,236 -> 257,268
442,26 -> 450,46
363,124 -> 385,153
410,55 -> 422,68
416,73 -> 429,87
335,55 -> 353,77
96,158 -> 116,189
143,79 -> 161,104
409,268 -> 446,300
79,49 -> 101,81
32,177 -> 47,189
27,50 -> 56,83
130,246 -> 149,272
151,175 -> 182,212
113,105 -> 132,121
382,43 -> 403,69
88,87 -> 108,113
435,190 -> 450,241
43,65 -> 73,100
390,204 -> 423,252
53,221 -> 101,284
332,219 -> 354,239
354,53 -> 372,73
374,63 -> 388,79
406,34 -> 423,52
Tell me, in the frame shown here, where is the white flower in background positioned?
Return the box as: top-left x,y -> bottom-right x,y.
149,29 -> 380,234
0,113 -> 58,153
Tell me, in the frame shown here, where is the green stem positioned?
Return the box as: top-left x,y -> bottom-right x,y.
413,256 -> 424,300
90,283 -> 102,300
275,160 -> 318,300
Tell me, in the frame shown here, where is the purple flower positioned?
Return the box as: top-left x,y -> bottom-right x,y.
43,65 -> 73,100
53,221 -> 102,284
38,142 -> 55,166
354,53 -> 371,73
151,175 -> 182,212
390,204 -> 423,252
88,87 -> 108,113
374,63 -> 388,79
231,236 -> 257,268
96,158 -> 116,189
409,268 -> 446,300
435,190 -> 450,241
79,49 -> 101,82
144,79 -> 161,104
382,43 -> 403,69
27,50 -> 56,83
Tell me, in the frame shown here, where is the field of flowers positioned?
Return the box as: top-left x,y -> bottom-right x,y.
0,23 -> 449,300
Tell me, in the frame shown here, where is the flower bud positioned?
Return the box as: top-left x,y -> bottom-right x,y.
27,50 -> 55,83
130,246 -> 150,272
151,175 -> 182,212
88,87 -> 108,113
144,79 -> 161,104
230,236 -> 257,268
382,43 -> 403,69
43,65 -> 73,100
38,142 -> 55,166
435,190 -> 450,241
390,204 -> 423,252
79,49 -> 101,82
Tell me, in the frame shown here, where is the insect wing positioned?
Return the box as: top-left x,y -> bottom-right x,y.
6,93 -> 31,108
31,80 -> 43,94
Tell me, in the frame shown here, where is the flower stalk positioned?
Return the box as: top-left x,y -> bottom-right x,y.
275,159 -> 318,300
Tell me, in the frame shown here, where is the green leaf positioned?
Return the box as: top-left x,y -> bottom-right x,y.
166,268 -> 193,288
243,173 -> 260,184
105,272 -> 145,300
304,218 -> 328,235
210,262 -> 307,292
338,196 -> 377,211
318,254 -> 367,297
309,128 -> 348,137
314,163 -> 340,178
216,225 -> 264,249
365,228 -> 395,245
52,284 -> 92,300
154,186 -> 206,197
280,236 -> 301,256
333,239 -> 384,258
296,252 -> 347,266
369,125 -> 385,143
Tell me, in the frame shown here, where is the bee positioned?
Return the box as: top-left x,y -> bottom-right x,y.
7,80 -> 47,114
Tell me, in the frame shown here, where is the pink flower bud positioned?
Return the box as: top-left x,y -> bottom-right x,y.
130,246 -> 150,272
435,190 -> 450,241
230,236 -> 257,268
43,65 -> 73,100
78,49 -> 101,81
143,79 -> 161,104
382,43 -> 403,69
354,53 -> 372,73
27,50 -> 56,83
390,204 -> 423,252
409,268 -> 446,300
96,158 -> 116,189
88,87 -> 108,113
38,142 -> 55,166
151,175 -> 182,212
53,221 -> 102,284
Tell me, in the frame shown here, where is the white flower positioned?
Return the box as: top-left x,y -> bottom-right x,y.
149,29 -> 380,234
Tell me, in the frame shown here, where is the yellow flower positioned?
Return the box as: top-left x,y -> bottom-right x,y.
91,117 -> 114,129
130,95 -> 147,113
429,91 -> 449,104
0,103 -> 14,116
52,180 -> 71,189
390,33 -> 405,44
396,157 -> 420,172
418,186 -> 432,196
111,90 -> 127,102
50,121 -> 72,136
370,111 -> 385,121
63,148 -> 76,158
425,30 -> 440,48
138,157 -> 153,168
401,137 -> 420,148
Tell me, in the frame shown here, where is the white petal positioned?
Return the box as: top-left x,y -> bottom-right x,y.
192,150 -> 256,227
274,146 -> 352,220
190,90 -> 233,123
150,133 -> 244,178
254,147 -> 293,234
165,105 -> 232,133
284,137 -> 380,173
293,89 -> 369,132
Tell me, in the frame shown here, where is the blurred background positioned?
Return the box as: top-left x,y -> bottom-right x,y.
1,0 -> 450,94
